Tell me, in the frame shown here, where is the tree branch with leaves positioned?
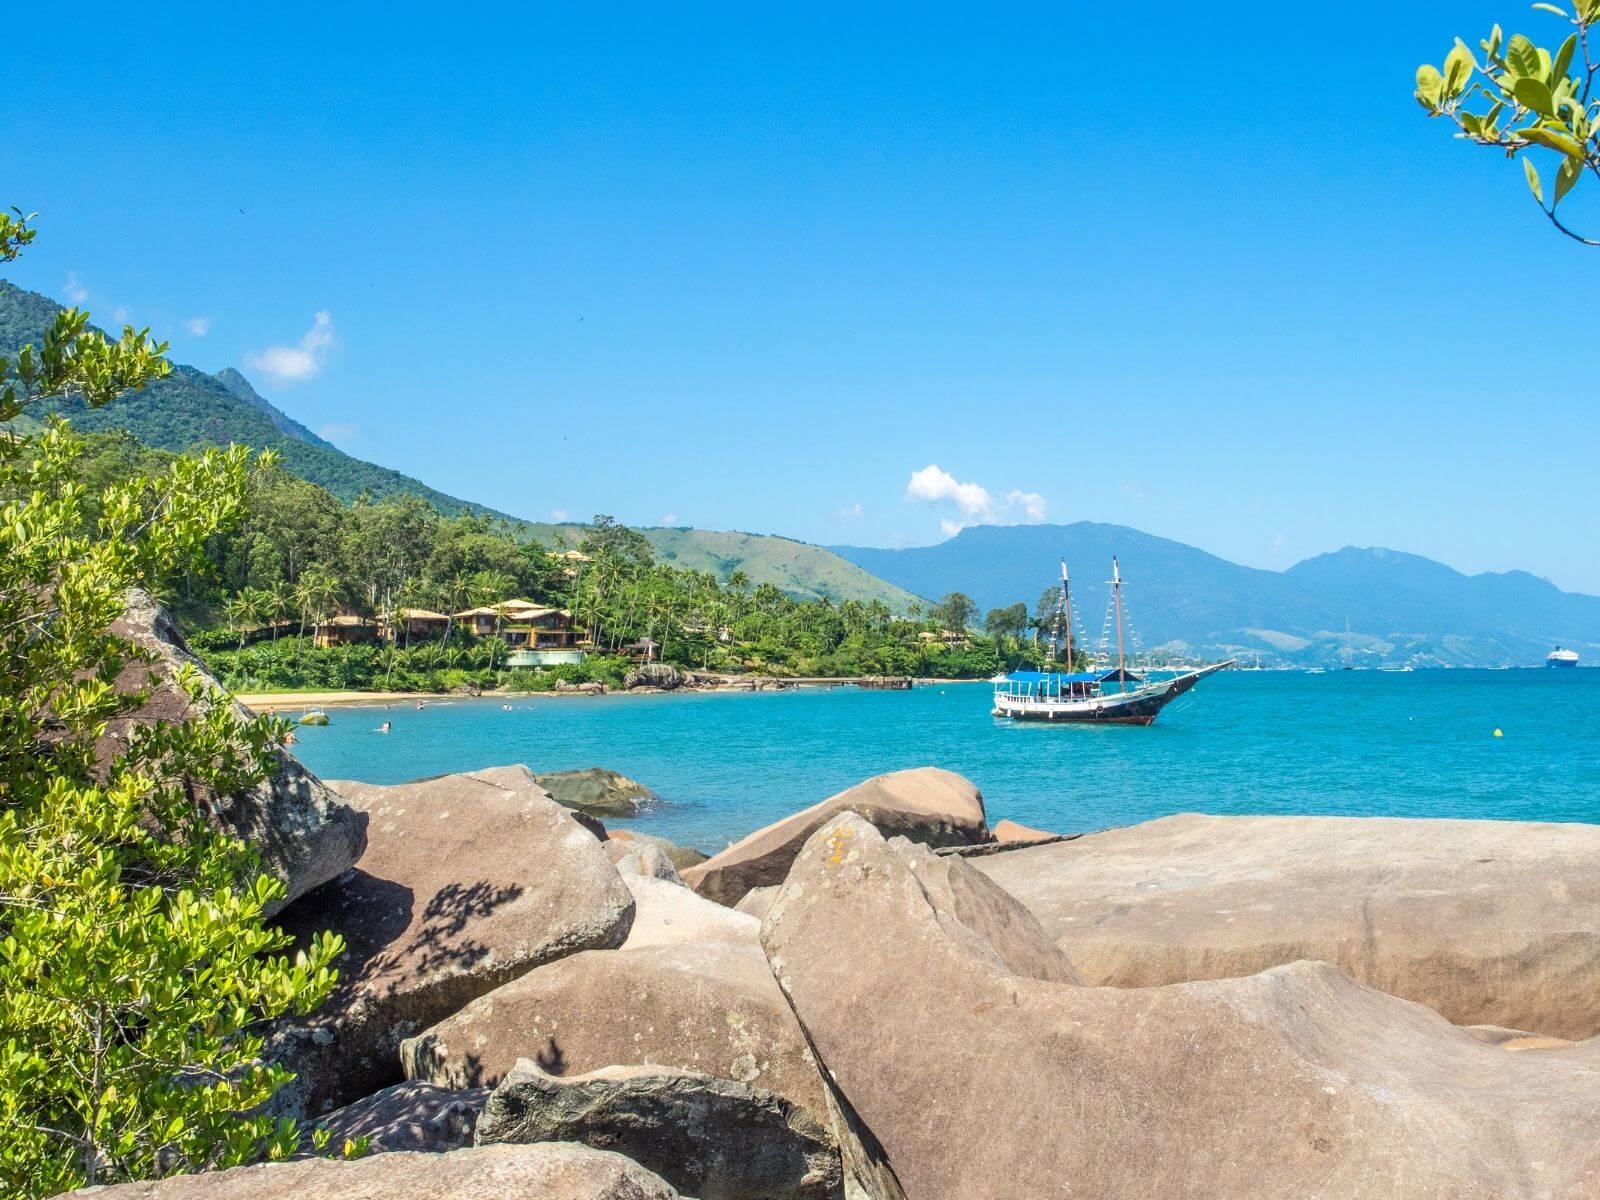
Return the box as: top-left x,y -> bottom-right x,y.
1417,1 -> 1600,244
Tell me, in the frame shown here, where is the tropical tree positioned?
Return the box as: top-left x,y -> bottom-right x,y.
225,588 -> 266,649
1417,3 -> 1600,244
931,591 -> 978,634
0,209 -> 343,1196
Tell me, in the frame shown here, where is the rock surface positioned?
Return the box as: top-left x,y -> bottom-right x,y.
307,1081 -> 488,1155
477,1059 -> 841,1200
761,812 -> 1600,1200
683,767 -> 989,905
607,828 -> 710,871
624,663 -> 686,691
604,839 -> 682,883
402,872 -> 824,1112
976,811 -> 1600,1038
734,885 -> 779,921
535,766 -> 659,818
104,590 -> 365,911
990,818 -> 1063,845
270,766 -> 634,1116
66,1142 -> 680,1198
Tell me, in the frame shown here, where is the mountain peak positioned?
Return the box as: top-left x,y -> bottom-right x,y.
211,367 -> 332,449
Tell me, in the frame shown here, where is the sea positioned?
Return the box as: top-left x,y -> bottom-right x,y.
286,669 -> 1600,854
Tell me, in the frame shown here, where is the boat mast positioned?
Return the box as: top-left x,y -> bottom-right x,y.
1060,559 -> 1073,669
1111,556 -> 1127,687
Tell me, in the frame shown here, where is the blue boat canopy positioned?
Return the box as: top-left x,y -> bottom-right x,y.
1004,669 -> 1145,686
1005,671 -> 1105,685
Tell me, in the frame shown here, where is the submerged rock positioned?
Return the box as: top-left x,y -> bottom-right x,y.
103,590 -> 366,912
683,767 -> 989,906
761,812 -> 1600,1200
66,1142 -> 681,1198
269,765 -> 634,1117
477,1059 -> 841,1200
535,766 -> 659,818
977,811 -> 1600,1038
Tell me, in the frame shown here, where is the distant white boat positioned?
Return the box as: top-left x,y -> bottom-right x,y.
1548,646 -> 1580,669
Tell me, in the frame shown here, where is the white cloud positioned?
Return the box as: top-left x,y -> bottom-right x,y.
63,273 -> 89,305
111,305 -> 131,325
184,316 -> 212,336
660,513 -> 679,526
833,502 -> 864,521
247,310 -> 335,384
905,464 -> 1049,535
317,421 -> 361,444
551,509 -> 571,522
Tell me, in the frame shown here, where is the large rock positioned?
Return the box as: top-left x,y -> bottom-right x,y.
270,765 -> 634,1116
604,839 -> 682,883
624,663 -> 686,691
64,1142 -> 680,1198
307,1081 -> 488,1155
478,1059 -> 841,1200
683,767 -> 989,906
976,811 -> 1600,1038
607,827 -> 709,871
761,812 -> 1600,1200
535,766 -> 659,818
401,871 -> 825,1113
103,590 -> 365,911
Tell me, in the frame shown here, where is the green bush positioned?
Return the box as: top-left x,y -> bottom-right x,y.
0,212 -> 343,1198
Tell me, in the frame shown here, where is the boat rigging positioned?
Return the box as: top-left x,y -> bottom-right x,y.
992,556 -> 1233,725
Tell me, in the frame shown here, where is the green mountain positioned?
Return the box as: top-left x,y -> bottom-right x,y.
1,280 -> 922,611
833,522 -> 1600,667
0,280 -> 508,518
531,522 -> 924,609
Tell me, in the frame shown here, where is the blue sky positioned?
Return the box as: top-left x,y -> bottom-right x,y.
11,2 -> 1600,590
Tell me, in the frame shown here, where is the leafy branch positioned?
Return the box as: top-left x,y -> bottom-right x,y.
1417,1 -> 1600,244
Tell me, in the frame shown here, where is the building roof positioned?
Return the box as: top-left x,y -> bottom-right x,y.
325,614 -> 375,627
393,607 -> 449,621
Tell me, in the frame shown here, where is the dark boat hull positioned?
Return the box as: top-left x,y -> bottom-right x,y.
996,661 -> 1231,726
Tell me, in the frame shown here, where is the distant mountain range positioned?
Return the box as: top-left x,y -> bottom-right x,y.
833,523 -> 1600,668
0,280 -> 920,610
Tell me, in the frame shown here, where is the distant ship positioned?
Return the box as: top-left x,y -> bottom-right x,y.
1548,646 -> 1580,669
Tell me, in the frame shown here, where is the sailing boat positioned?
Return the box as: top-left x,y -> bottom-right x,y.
992,557 -> 1233,725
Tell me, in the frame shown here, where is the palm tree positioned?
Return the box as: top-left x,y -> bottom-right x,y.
225,590 -> 265,650
262,581 -> 290,642
293,570 -> 338,645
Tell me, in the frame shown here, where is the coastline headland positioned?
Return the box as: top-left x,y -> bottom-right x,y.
90,599 -> 1600,1196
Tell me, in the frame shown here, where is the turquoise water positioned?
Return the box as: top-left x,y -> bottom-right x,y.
286,671 -> 1600,853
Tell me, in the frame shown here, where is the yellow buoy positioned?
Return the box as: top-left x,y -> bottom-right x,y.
1493,728 -> 1504,738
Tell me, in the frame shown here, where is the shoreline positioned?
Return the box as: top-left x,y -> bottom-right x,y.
237,677 -> 992,713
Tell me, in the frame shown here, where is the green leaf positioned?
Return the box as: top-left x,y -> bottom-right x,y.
1524,156 -> 1546,204
1486,24 -> 1504,60
1519,123 -> 1585,155
1515,76 -> 1557,115
1533,3 -> 1570,16
1445,44 -> 1476,95
1507,34 -> 1541,77
1554,33 -> 1578,82
1555,154 -> 1583,205
1416,63 -> 1446,109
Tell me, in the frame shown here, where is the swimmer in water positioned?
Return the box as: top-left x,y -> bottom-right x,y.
378,721 -> 392,734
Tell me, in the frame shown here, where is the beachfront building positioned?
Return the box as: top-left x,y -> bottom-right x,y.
550,549 -> 591,580
453,599 -> 587,666
314,613 -> 378,648
623,637 -> 660,663
378,607 -> 451,644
